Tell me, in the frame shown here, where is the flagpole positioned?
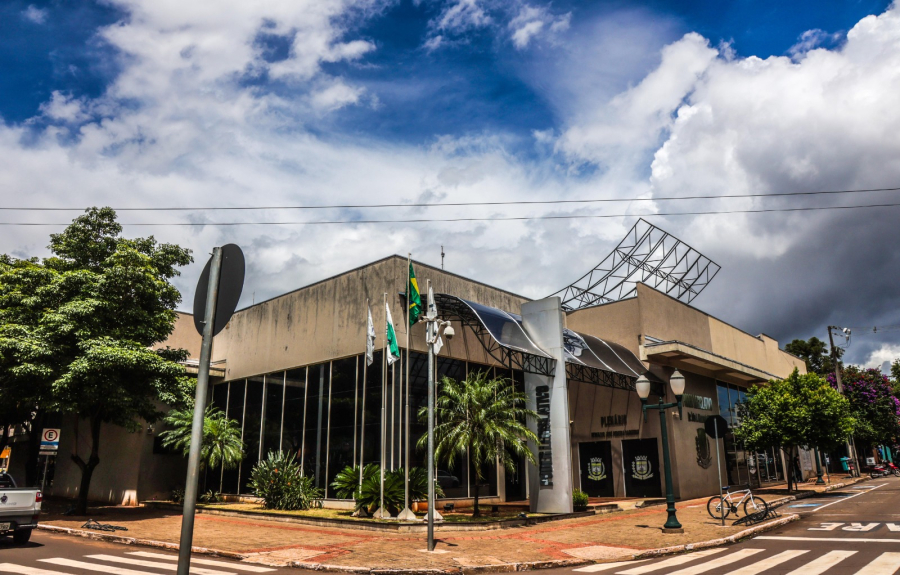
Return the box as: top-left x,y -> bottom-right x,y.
397,256 -> 416,521
404,254 -> 411,506
378,293 -> 387,519
359,300 -> 368,490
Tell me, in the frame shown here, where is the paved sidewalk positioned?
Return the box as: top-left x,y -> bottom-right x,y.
39,495 -> 789,571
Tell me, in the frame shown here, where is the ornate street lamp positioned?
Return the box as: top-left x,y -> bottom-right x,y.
636,370 -> 685,534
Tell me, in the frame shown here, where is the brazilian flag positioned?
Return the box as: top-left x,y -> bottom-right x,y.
408,262 -> 423,325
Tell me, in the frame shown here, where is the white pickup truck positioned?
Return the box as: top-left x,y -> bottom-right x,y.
0,472 -> 41,544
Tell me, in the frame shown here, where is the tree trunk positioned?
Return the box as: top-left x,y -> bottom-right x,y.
72,415 -> 102,515
24,410 -> 47,487
0,423 -> 10,457
784,446 -> 793,492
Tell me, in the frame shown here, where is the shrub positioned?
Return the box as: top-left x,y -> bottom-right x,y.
331,463 -> 379,500
340,465 -> 444,514
248,451 -> 323,510
171,488 -> 185,504
200,490 -> 221,504
573,488 -> 589,510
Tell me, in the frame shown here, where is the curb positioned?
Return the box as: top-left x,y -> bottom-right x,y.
36,524 -> 243,560
762,475 -> 871,510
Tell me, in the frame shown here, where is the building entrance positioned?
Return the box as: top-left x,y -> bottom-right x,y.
622,438 -> 662,498
578,441 -> 614,497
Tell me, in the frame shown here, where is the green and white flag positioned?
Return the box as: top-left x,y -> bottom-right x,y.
385,302 -> 400,365
366,305 -> 376,366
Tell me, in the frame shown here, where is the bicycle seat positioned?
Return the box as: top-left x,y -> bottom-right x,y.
722,486 -> 730,491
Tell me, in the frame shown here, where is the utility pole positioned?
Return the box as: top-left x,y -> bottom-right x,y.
828,325 -> 859,477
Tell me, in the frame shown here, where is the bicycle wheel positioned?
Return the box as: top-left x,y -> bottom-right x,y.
707,496 -> 730,519
743,495 -> 769,516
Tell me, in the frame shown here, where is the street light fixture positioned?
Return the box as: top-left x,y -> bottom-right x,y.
636,370 -> 685,534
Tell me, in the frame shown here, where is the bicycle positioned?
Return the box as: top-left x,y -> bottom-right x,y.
707,485 -> 768,519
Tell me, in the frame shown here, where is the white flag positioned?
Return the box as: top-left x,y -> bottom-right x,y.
366,306 -> 376,366
426,285 -> 443,356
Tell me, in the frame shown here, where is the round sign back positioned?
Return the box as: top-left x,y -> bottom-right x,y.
193,244 -> 245,336
704,414 -> 729,439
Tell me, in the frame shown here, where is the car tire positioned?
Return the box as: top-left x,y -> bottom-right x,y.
13,528 -> 32,544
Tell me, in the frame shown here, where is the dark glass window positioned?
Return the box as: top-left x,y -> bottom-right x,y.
282,368 -> 306,460
304,363 -> 329,488
261,372 -> 284,459
360,350 -> 384,471
222,380 -> 246,494
326,357 -> 358,497
240,376 -> 265,493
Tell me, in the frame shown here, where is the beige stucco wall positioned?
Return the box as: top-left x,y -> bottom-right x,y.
207,256 -> 529,381
566,283 -> 804,381
153,311 -> 202,359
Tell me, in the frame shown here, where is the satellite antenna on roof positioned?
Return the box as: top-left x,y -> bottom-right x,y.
551,219 -> 721,311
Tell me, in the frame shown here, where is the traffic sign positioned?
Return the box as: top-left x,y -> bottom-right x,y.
40,428 -> 60,451
192,244 -> 245,336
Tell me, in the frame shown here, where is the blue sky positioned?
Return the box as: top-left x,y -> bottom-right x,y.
2,0 -> 900,366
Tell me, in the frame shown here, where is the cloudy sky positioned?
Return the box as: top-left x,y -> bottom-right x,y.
2,0 -> 899,367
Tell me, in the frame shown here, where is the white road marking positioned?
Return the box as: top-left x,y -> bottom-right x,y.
614,549 -> 726,574
0,564 -> 73,575
572,559 -> 649,572
854,552 -> 900,575
126,552 -> 276,572
757,536 -> 900,543
86,554 -> 235,575
720,550 -> 808,575
783,550 -> 857,575
811,483 -> 888,512
656,549 -> 766,575
41,557 -> 166,575
809,522 -> 844,530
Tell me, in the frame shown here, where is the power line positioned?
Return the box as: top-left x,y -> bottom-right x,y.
2,201 -> 900,226
1,185 -> 899,212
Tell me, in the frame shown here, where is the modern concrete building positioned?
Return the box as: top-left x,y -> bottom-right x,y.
36,254 -> 806,510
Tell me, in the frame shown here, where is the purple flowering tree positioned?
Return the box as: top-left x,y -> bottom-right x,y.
829,366 -> 900,449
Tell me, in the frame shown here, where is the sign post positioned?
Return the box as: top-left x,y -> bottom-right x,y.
177,245 -> 244,575
705,415 -> 729,526
39,429 -> 60,493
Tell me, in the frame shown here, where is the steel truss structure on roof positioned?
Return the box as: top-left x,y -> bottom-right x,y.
434,294 -> 556,377
552,218 -> 721,311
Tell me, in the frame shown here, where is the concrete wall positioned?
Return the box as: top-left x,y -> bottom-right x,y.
155,312 -> 202,359
46,412 -> 186,505
208,256 -> 529,381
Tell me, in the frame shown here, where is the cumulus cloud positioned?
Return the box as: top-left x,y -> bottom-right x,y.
22,5 -> 48,24
424,0 -> 570,50
865,344 -> 900,370
3,1 -> 900,366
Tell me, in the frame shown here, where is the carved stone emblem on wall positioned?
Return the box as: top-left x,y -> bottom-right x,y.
695,428 -> 712,469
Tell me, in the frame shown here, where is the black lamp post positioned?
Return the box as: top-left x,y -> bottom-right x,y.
636,370 -> 685,534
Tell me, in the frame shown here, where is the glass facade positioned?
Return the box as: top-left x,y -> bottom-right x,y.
211,352 -> 519,498
717,381 -> 784,487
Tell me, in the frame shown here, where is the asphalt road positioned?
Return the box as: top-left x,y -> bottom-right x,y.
5,478 -> 900,574
0,531 -> 293,574
555,476 -> 900,574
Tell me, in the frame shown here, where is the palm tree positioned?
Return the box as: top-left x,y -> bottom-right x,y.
160,406 -> 244,471
419,371 -> 539,517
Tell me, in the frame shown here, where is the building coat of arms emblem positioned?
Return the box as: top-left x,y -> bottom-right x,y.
587,457 -> 607,481
695,428 -> 712,469
631,455 -> 654,480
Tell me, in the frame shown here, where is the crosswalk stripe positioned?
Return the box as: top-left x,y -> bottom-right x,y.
85,554 -> 236,575
854,552 -> 900,575
614,549 -> 726,574
653,548 -> 765,575
782,550 -> 857,575
0,564 -> 72,575
41,557 -> 169,575
573,559 -> 650,572
126,552 -> 276,572
720,550 -> 809,575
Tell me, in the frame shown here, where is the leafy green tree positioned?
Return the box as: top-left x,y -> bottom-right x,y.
159,406 -> 244,471
419,372 -> 538,517
0,256 -> 57,481
831,366 -> 900,449
734,369 -> 854,492
784,337 -> 841,376
4,208 -> 193,513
